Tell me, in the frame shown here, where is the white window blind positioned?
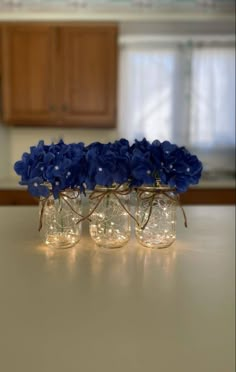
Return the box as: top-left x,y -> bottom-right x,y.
190,47 -> 235,149
118,38 -> 235,172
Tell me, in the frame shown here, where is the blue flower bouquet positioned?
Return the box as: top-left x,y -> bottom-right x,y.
14,140 -> 86,248
129,139 -> 202,248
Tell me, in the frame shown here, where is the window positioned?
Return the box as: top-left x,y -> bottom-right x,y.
118,38 -> 235,172
190,47 -> 235,149
119,46 -> 176,142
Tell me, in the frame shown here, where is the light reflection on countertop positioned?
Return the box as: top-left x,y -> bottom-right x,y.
34,235 -> 184,290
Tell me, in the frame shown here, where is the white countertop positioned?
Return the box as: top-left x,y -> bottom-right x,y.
0,206 -> 235,372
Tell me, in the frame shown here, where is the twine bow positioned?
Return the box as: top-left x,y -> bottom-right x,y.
38,186 -> 188,232
38,190 -> 84,232
77,184 -> 139,225
136,188 -> 188,230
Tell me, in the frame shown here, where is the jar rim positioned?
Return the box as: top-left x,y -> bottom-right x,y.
93,183 -> 130,192
43,183 -> 80,193
39,187 -> 80,200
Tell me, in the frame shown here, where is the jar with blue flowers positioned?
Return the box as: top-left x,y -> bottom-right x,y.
85,140 -> 132,248
14,140 -> 86,249
130,139 -> 202,248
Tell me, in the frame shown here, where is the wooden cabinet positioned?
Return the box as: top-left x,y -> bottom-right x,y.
61,27 -> 117,126
2,26 -> 57,124
1,24 -> 117,127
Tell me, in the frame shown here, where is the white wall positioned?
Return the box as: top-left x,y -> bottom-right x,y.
119,20 -> 235,37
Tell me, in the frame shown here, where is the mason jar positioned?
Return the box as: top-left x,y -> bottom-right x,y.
39,189 -> 82,249
89,185 -> 131,248
135,186 -> 177,249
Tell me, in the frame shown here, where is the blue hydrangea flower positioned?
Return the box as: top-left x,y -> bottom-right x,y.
24,177 -> 50,198
157,142 -> 203,192
14,137 -> 202,197
14,153 -> 31,182
51,178 -> 66,199
130,152 -> 156,186
85,143 -> 116,188
131,138 -> 151,154
85,141 -> 131,189
130,138 -> 202,192
14,139 -> 87,198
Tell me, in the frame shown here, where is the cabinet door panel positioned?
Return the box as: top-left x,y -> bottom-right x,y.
2,26 -> 57,124
61,26 -> 117,127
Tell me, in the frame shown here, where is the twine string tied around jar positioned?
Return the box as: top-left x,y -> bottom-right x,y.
38,189 -> 85,232
137,188 -> 188,230
77,184 -> 139,225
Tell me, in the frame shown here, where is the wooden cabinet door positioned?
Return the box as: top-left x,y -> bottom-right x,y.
2,25 -> 58,125
60,25 -> 117,127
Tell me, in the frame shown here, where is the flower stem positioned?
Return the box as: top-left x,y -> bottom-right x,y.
104,193 -> 110,235
58,197 -> 63,233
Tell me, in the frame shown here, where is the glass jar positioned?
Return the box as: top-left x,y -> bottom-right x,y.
39,189 -> 81,249
89,185 -> 131,248
135,186 -> 177,249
